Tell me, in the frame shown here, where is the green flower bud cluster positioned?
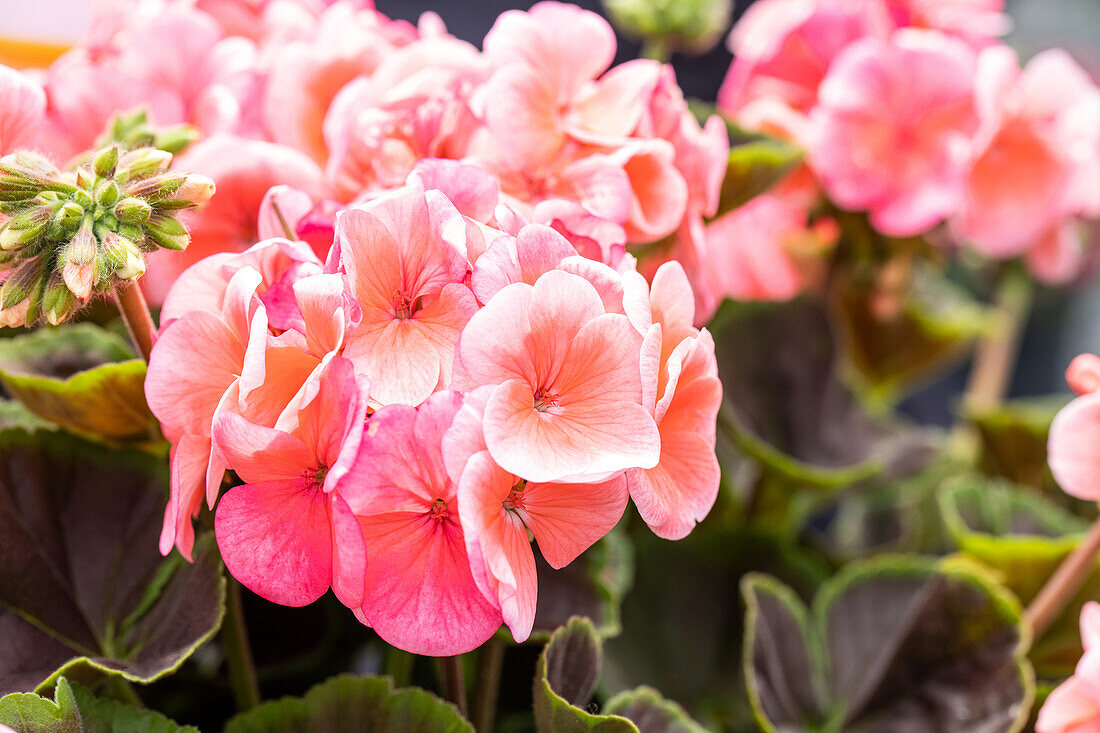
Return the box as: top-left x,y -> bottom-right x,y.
0,144 -> 214,327
603,0 -> 733,58
95,107 -> 201,156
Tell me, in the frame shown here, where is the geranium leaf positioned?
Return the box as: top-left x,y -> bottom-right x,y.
940,477 -> 1095,678
713,139 -> 803,218
0,429 -> 224,695
68,680 -> 196,733
223,674 -> 472,733
714,298 -> 939,501
742,556 -> 1033,733
964,397 -> 1070,495
533,617 -> 636,733
602,686 -> 708,733
0,325 -> 156,441
0,677 -> 80,733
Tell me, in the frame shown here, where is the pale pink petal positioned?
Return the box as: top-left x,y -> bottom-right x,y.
1068,355 -> 1100,397
215,479 -> 334,606
1037,677 -> 1100,733
483,64 -> 564,169
568,59 -> 661,143
211,411 -> 314,484
409,159 -> 500,223
0,64 -> 45,154
160,434 -> 212,559
1050,393 -> 1100,501
613,140 -> 690,243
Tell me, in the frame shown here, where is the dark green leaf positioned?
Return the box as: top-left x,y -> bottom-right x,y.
0,678 -> 80,733
714,140 -> 803,218
0,325 -> 156,441
602,687 -> 708,733
0,429 -> 224,695
832,261 -> 992,405
224,674 -> 471,733
742,556 -> 1033,733
531,528 -> 633,640
603,526 -> 830,732
68,680 -> 196,732
964,397 -> 1070,494
940,477 -> 1095,678
534,618 -> 636,733
714,298 -> 939,513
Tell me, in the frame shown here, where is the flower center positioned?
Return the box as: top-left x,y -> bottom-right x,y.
533,386 -> 559,412
430,498 -> 448,521
393,291 -> 422,320
307,466 -> 328,491
503,480 -> 526,512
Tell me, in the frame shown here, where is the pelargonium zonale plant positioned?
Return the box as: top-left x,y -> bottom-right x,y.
1,1 -> 1100,731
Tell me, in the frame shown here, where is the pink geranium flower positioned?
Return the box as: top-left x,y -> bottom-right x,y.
1050,354 -> 1100,502
213,356 -> 369,607
623,262 -> 722,539
453,269 -> 660,483
337,184 -> 477,406
808,29 -> 977,236
345,391 -> 502,655
950,46 -> 1100,268
443,387 -> 628,641
1037,602 -> 1100,733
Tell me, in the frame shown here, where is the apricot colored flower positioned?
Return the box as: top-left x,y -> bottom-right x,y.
453,269 -> 659,483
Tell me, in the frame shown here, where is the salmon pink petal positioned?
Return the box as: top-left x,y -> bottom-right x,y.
215,479 -> 334,606
409,159 -> 500,223
485,1 -> 616,102
613,140 -> 689,242
522,472 -> 629,568
211,411 -> 315,484
329,491 -> 367,609
355,508 -> 501,655
1037,677 -> 1100,733
293,274 -> 350,357
1027,224 -> 1085,286
0,64 -> 45,154
160,434 -> 211,559
145,310 -> 244,438
483,64 -> 564,169
258,185 -> 317,241
557,154 -> 633,225
1082,602 -> 1100,651
158,253 -> 237,326
470,224 -> 574,304
1049,393 -> 1100,501
441,386 -> 494,483
456,451 -> 537,641
569,59 -> 661,143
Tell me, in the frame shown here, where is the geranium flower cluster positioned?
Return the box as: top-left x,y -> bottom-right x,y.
145,162 -> 722,655
718,0 -> 1100,284
0,0 -> 741,320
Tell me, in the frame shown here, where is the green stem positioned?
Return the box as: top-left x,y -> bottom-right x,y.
438,655 -> 467,718
222,578 -> 261,711
961,265 -> 1033,413
640,37 -> 672,63
384,645 -> 415,688
473,637 -> 505,733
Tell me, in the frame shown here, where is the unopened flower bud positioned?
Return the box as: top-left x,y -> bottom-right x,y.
114,197 -> 153,224
42,272 -> 78,326
154,125 -> 200,155
48,201 -> 86,240
172,174 -> 216,206
604,0 -> 732,56
126,173 -> 187,202
75,167 -> 95,191
96,180 -> 120,208
100,231 -> 146,280
117,148 -> 172,182
0,259 -> 44,312
143,213 -> 189,251
0,205 -> 53,250
60,218 -> 99,300
93,144 -> 120,178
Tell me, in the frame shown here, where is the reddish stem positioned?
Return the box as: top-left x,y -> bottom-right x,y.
113,281 -> 156,362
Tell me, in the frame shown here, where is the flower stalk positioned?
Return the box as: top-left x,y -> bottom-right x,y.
1025,512 -> 1100,640
438,655 -> 467,718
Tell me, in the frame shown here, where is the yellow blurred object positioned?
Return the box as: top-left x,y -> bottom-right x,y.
0,35 -> 70,69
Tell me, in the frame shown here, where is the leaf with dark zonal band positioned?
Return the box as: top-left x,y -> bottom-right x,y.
224,674 -> 471,733
940,477 -> 1096,679
742,556 -> 1033,733
602,687 -> 709,733
713,298 -> 939,508
963,397 -> 1070,495
69,680 -> 197,733
0,324 -> 156,441
0,429 -> 224,695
